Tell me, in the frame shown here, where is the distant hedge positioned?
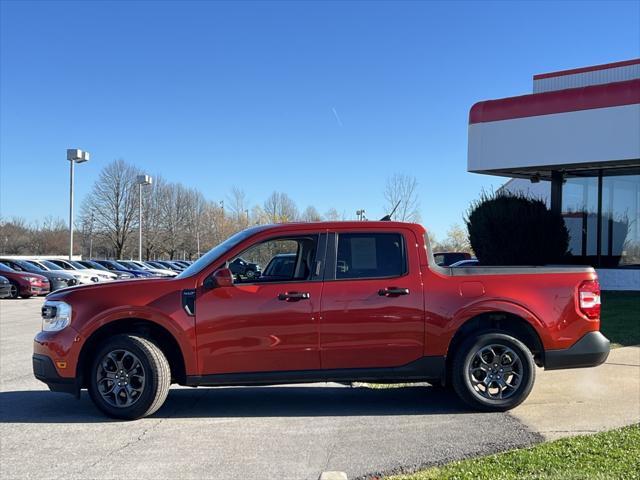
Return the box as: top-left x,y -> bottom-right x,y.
465,191 -> 569,265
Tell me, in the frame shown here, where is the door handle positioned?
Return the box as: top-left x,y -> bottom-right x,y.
278,291 -> 311,301
378,287 -> 410,297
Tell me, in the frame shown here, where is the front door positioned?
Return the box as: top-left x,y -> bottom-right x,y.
319,229 -> 425,370
196,233 -> 325,375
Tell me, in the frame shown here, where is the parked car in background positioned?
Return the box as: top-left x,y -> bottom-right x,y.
157,260 -> 186,272
47,259 -> 117,282
27,260 -> 98,285
0,263 -> 49,298
118,260 -> 176,277
174,261 -> 192,268
0,258 -> 78,292
433,252 -> 472,266
0,275 -> 13,298
229,257 -> 261,279
450,259 -> 480,267
146,260 -> 184,273
92,260 -> 154,278
77,260 -> 134,280
260,253 -> 295,280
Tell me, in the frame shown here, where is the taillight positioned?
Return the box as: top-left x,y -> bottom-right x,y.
578,280 -> 601,319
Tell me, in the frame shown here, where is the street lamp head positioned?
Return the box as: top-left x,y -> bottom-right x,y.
136,174 -> 153,186
67,148 -> 90,163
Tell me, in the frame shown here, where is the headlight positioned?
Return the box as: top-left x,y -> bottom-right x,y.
28,277 -> 40,284
41,301 -> 72,332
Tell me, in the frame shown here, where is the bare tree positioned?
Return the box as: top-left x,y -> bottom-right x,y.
433,224 -> 472,253
263,192 -> 298,223
301,206 -> 322,222
324,208 -> 341,221
227,187 -> 249,226
80,159 -> 140,259
383,173 -> 421,222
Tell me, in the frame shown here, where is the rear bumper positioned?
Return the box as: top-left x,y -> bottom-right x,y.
545,331 -> 610,370
32,354 -> 79,396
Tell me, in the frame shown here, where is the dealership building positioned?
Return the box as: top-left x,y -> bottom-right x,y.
468,59 -> 640,290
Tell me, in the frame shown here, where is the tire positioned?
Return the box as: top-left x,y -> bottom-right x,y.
8,282 -> 19,299
88,334 -> 171,420
451,332 -> 535,411
245,269 -> 256,279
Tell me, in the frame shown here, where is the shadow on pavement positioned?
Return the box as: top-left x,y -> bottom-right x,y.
0,385 -> 471,423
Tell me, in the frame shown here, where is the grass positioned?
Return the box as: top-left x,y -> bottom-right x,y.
386,424 -> 640,480
600,291 -> 640,347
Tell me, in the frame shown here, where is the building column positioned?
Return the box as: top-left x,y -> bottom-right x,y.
550,171 -> 563,215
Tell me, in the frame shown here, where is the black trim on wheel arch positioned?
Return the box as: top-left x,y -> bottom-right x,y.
32,354 -> 80,397
186,356 -> 445,387
544,331 -> 610,370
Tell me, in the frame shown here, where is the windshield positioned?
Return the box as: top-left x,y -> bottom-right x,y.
177,225 -> 269,278
14,259 -> 40,272
69,260 -> 87,269
40,260 -> 64,271
86,261 -> 108,271
119,261 -> 143,271
0,263 -> 13,273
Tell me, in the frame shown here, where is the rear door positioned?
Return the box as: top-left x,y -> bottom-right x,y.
319,228 -> 425,369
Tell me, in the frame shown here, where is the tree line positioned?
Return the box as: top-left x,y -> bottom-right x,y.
1,158 -> 470,259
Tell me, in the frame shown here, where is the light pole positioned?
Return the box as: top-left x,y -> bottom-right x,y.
356,209 -> 366,221
136,175 -> 153,261
67,149 -> 90,260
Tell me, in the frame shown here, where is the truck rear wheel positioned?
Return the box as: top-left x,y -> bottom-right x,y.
88,334 -> 171,420
451,332 -> 535,411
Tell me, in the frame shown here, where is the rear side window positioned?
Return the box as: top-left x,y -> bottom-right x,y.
335,233 -> 406,279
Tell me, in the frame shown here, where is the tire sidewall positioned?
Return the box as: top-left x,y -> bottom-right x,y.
454,332 -> 535,411
88,335 -> 160,420
9,282 -> 19,299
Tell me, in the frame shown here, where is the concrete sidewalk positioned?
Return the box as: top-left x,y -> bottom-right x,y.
513,346 -> 640,440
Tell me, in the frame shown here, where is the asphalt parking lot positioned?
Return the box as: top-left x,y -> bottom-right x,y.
0,298 -> 542,480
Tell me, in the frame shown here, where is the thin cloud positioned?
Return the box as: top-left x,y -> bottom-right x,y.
332,107 -> 343,127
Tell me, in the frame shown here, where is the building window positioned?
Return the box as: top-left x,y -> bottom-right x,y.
601,174 -> 639,267
560,170 -> 639,268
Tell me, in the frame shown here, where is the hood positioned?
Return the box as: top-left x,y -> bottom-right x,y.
47,276 -> 175,301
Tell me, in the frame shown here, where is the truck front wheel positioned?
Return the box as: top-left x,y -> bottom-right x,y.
451,332 -> 535,411
88,334 -> 171,420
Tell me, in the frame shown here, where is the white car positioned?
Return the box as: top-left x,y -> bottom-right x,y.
47,259 -> 117,282
118,260 -> 177,277
28,260 -> 99,285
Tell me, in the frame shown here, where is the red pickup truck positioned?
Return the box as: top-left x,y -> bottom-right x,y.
33,221 -> 610,419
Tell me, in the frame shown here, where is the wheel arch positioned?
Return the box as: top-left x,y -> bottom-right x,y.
446,310 -> 545,375
77,318 -> 187,388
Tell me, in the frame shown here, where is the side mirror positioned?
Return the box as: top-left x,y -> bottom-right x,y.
204,267 -> 234,289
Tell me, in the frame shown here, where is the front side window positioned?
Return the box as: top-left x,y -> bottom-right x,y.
229,235 -> 318,284
335,233 -> 406,279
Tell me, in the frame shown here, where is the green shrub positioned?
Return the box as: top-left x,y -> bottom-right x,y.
466,191 -> 569,265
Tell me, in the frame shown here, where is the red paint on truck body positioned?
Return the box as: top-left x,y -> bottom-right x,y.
34,222 -> 603,384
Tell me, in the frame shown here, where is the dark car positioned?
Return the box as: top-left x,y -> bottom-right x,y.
0,258 -> 77,292
77,260 -> 134,279
433,252 -> 472,266
0,275 -> 12,298
92,259 -> 154,278
229,257 -> 260,279
0,263 -> 49,298
260,253 -> 295,280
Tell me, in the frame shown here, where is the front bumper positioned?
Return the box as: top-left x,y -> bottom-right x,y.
545,331 -> 610,370
33,354 -> 79,396
0,284 -> 11,298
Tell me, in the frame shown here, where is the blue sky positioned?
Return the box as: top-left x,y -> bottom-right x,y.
1,0 -> 639,239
